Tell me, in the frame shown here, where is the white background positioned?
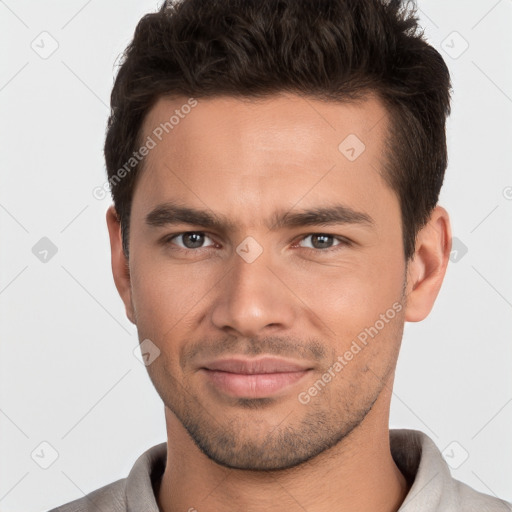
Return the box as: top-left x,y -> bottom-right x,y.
0,1 -> 511,511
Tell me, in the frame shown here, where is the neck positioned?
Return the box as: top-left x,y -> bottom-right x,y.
156,386 -> 409,512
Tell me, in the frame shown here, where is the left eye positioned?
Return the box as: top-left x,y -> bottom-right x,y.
296,234 -> 347,250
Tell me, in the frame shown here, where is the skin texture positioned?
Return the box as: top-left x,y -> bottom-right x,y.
106,92 -> 451,512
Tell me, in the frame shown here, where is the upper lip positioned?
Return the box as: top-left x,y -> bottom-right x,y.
201,356 -> 312,374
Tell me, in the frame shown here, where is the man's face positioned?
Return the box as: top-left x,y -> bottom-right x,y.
121,93 -> 408,470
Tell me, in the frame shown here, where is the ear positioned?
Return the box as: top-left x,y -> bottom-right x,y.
106,205 -> 136,324
404,205 -> 452,322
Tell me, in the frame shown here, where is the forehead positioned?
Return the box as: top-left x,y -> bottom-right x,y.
133,92 -> 396,229
140,92 -> 389,164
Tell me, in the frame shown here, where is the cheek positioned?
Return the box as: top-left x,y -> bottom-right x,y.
129,250 -> 221,335
286,250 -> 405,349
297,253 -> 403,311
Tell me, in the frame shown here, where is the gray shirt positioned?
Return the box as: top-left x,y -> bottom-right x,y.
48,429 -> 511,511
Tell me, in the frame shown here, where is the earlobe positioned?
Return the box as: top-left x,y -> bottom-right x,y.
404,206 -> 452,323
106,205 -> 136,324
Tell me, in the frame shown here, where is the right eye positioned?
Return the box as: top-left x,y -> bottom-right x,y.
163,231 -> 217,251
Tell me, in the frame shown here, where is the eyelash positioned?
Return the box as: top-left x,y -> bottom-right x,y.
161,232 -> 352,255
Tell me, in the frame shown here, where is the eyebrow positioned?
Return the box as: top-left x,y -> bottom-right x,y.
145,201 -> 374,232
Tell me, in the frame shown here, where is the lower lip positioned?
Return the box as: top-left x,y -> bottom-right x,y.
201,369 -> 311,398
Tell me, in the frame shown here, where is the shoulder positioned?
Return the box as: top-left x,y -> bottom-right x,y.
46,478 -> 127,512
453,478 -> 512,512
45,441 -> 167,512
390,429 -> 511,512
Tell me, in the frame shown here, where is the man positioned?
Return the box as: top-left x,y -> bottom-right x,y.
50,0 -> 511,510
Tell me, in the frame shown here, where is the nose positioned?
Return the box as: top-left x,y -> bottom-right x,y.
210,246 -> 298,338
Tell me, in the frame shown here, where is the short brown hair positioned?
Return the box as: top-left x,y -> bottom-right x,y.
104,0 -> 452,261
